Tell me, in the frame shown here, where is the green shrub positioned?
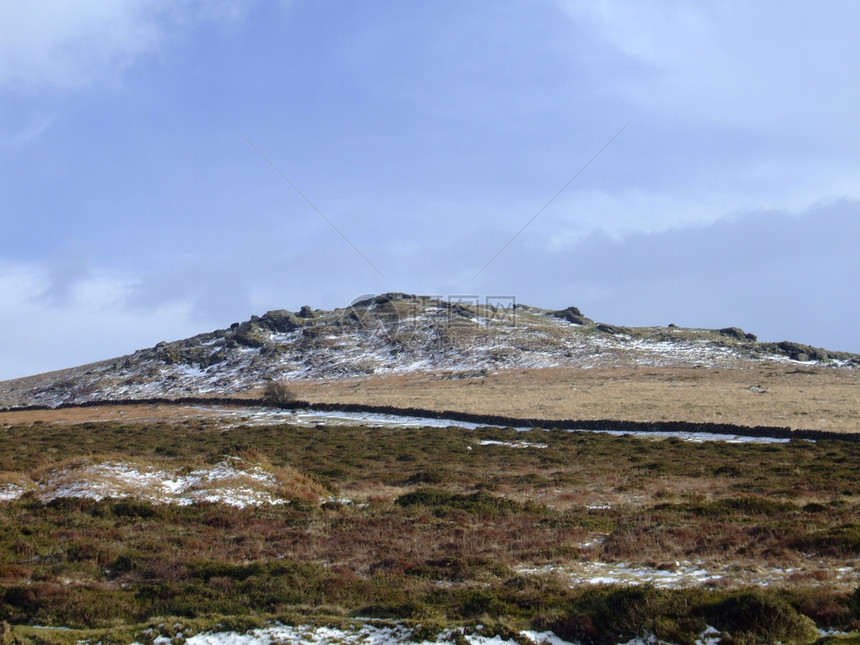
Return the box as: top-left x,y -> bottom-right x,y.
704,592 -> 818,644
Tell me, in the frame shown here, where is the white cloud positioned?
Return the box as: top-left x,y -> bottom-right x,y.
548,0 -> 860,240
0,263 -> 199,380
563,1 -> 860,140
0,0 -> 255,89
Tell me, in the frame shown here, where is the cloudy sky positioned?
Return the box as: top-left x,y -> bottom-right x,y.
1,0 -> 859,379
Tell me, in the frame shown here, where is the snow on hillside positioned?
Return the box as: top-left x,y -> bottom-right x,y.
1,294 -> 855,408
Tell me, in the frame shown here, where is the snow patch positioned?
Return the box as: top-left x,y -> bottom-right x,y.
0,484 -> 26,501
479,439 -> 548,449
583,428 -> 791,444
518,559 -> 860,590
196,406 -> 793,443
141,624 -> 578,645
2,457 -> 291,507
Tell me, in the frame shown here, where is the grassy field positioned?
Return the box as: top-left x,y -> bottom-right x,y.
1,414 -> 860,644
277,365 -> 860,433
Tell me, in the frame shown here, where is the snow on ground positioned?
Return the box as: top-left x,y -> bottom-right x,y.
202,407 -> 796,443
0,484 -> 26,501
194,406 -> 496,430
144,623 -> 576,645
479,439 -> 548,448
518,562 -> 720,588
1,457 -> 286,507
517,559 -> 860,591
130,621 -> 733,645
584,428 -> 792,444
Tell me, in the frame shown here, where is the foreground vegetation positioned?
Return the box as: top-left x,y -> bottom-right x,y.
1,417 -> 859,643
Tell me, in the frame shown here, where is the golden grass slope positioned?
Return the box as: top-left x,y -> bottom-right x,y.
280,364 -> 860,433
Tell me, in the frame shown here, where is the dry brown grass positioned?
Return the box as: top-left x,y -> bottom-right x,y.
2,365 -> 856,433
279,365 -> 860,433
0,403 -> 216,425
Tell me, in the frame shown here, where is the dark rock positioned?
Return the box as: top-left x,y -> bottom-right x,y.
668,323 -> 677,328
745,333 -> 758,341
162,351 -> 181,364
375,292 -> 414,303
261,309 -> 301,333
232,322 -> 266,348
349,296 -> 376,308
774,341 -> 827,362
442,301 -> 475,319
596,323 -> 626,335
298,305 -> 315,318
719,327 -> 748,340
199,351 -> 227,367
552,306 -> 593,326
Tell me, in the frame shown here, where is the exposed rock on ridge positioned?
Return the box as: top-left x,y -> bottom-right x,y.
0,293 -> 856,408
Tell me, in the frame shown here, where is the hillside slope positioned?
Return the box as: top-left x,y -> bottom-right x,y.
0,293 -> 857,409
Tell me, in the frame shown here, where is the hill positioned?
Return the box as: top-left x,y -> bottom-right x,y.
0,293 -> 857,432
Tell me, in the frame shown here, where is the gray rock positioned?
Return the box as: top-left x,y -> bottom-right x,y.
596,323 -> 626,335
718,327 -> 748,340
774,341 -> 828,362
261,309 -> 301,333
375,292 -> 414,303
232,322 -> 266,348
552,306 -> 593,326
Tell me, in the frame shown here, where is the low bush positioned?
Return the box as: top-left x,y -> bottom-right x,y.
703,591 -> 818,644
395,488 -> 540,517
262,381 -> 298,407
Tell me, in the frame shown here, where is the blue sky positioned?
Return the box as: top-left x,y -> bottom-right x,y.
1,0 -> 859,379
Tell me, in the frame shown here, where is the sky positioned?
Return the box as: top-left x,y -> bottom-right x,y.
1,0 -> 859,380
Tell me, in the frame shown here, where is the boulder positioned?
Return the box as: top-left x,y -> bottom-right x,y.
596,323 -> 626,335
775,341 -> 827,362
375,292 -> 414,303
718,327 -> 748,340
298,305 -> 316,318
261,309 -> 301,333
552,306 -> 593,326
232,322 -> 266,348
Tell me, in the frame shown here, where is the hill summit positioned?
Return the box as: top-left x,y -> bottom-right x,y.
1,293 -> 856,408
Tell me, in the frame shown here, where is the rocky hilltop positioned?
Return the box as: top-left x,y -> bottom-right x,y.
1,293 -> 856,408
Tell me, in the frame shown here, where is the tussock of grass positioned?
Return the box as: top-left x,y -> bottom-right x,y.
2,451 -> 326,507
